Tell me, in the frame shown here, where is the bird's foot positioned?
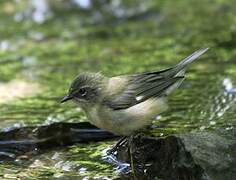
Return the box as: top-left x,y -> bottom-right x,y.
107,136 -> 127,155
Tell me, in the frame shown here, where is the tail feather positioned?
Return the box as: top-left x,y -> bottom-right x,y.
164,48 -> 209,95
171,48 -> 209,76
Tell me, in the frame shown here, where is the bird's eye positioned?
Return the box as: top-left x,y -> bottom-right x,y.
79,88 -> 87,96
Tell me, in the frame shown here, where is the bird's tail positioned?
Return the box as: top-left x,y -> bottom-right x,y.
164,48 -> 209,95
171,48 -> 209,76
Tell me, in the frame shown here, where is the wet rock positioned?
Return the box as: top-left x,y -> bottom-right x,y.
0,122 -> 235,180
115,130 -> 236,180
0,122 -> 117,160
180,130 -> 236,180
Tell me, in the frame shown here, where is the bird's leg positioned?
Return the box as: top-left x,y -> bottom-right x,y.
128,134 -> 137,179
107,136 -> 127,154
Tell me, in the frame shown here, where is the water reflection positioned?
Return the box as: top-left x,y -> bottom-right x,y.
198,77 -> 236,130
0,40 -> 11,51
14,0 -> 52,23
31,0 -> 51,24
0,0 -> 236,179
0,80 -> 40,103
73,0 -> 91,9
223,78 -> 236,93
27,31 -> 45,41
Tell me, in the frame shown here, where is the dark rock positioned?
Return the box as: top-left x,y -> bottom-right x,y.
116,134 -> 207,180
0,122 -> 117,160
115,129 -> 236,180
0,121 -> 235,180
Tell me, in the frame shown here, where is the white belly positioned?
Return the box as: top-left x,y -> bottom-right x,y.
85,98 -> 168,135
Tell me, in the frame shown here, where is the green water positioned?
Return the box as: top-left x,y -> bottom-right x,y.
0,0 -> 236,179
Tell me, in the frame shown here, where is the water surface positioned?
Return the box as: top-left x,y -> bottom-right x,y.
0,0 -> 236,179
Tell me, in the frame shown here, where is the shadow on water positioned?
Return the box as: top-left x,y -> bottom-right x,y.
0,0 -> 236,179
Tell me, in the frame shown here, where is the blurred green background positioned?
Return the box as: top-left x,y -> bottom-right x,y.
0,0 -> 236,179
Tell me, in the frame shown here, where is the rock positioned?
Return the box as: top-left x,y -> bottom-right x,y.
0,121 -> 235,180
0,122 -> 117,160
180,130 -> 236,180
115,129 -> 236,180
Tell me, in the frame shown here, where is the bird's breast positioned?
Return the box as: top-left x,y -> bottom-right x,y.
83,97 -> 168,135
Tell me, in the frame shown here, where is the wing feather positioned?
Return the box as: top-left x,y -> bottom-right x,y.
103,48 -> 208,110
104,72 -> 184,110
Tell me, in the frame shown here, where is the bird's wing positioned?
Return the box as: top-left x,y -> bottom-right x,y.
103,69 -> 184,110
103,48 -> 208,110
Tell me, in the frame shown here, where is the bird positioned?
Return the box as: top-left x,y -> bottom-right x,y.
61,48 -> 208,136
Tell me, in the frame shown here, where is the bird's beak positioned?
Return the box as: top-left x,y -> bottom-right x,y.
60,94 -> 73,103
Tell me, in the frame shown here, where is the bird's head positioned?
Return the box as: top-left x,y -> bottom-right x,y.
61,73 -> 106,106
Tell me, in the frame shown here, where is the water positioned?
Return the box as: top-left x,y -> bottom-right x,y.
0,0 -> 236,179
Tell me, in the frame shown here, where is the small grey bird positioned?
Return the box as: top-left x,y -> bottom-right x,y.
61,48 -> 208,135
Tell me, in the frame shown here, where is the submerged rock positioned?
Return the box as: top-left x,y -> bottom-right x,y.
0,122 -> 117,160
